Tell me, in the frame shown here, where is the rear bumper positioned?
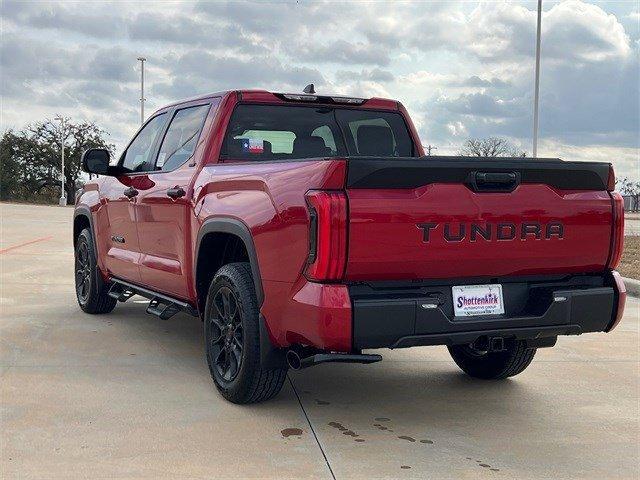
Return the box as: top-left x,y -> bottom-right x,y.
350,272 -> 626,350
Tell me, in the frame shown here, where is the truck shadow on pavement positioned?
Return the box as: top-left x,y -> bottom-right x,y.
93,301 -> 569,475
107,300 -> 552,424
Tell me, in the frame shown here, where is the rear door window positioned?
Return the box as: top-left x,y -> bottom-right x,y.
155,104 -> 210,171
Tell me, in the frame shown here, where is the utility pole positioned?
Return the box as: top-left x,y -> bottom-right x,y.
425,144 -> 438,156
137,57 -> 146,125
55,115 -> 66,206
532,0 -> 542,157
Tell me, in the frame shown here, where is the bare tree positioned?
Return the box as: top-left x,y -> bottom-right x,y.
617,177 -> 640,212
459,137 -> 527,157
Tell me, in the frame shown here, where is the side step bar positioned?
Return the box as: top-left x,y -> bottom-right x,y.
108,278 -> 198,320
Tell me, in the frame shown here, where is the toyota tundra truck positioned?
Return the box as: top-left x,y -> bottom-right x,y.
75,89 -> 627,404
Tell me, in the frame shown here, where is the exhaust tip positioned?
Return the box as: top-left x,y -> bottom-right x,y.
286,350 -> 302,370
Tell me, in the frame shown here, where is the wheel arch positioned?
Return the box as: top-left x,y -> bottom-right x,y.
73,206 -> 96,255
195,217 -> 264,312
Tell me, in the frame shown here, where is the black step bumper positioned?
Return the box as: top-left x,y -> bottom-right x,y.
350,273 -> 625,350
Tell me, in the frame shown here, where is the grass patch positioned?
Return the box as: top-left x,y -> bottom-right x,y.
619,236 -> 639,280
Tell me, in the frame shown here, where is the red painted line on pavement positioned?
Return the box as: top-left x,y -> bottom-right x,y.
0,236 -> 54,254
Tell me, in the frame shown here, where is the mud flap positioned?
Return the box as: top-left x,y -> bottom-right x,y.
259,315 -> 287,370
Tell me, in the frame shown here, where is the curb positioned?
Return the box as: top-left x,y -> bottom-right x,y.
623,277 -> 640,298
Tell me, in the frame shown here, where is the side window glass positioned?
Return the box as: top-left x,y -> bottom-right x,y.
348,118 -> 396,155
121,114 -> 166,172
311,125 -> 337,154
156,105 -> 210,171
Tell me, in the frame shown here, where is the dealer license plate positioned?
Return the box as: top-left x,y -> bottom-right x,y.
452,284 -> 505,317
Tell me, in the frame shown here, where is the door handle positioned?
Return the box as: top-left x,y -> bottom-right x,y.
166,186 -> 186,199
123,186 -> 139,199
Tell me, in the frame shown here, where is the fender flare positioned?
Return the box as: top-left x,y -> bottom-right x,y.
73,206 -> 97,258
195,217 -> 264,306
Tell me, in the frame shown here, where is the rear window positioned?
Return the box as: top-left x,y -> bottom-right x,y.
221,104 -> 415,160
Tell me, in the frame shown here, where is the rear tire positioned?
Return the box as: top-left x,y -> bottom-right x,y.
448,339 -> 536,380
75,228 -> 116,314
204,262 -> 287,404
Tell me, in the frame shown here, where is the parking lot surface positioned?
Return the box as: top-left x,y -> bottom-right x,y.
1,202 -> 639,480
625,213 -> 640,236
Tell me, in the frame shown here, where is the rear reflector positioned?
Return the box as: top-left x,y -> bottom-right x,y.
305,190 -> 348,281
607,192 -> 625,269
607,270 -> 626,332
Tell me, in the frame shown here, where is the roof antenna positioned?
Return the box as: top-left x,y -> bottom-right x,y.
303,83 -> 315,94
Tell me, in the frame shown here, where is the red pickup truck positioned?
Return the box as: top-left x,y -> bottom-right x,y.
75,89 -> 627,404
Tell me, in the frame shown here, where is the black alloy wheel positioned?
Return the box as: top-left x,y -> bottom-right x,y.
74,228 -> 116,314
75,240 -> 92,304
208,286 -> 244,382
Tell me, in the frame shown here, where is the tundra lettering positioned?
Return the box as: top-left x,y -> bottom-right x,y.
418,221 -> 565,242
74,89 -> 626,405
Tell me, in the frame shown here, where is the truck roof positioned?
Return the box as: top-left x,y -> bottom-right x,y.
158,89 -> 401,112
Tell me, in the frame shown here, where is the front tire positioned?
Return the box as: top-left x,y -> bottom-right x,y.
448,339 -> 536,380
204,262 -> 287,404
74,228 -> 116,314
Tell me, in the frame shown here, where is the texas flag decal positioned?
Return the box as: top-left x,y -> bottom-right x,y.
242,138 -> 264,154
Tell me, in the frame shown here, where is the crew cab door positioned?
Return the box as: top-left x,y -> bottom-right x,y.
101,113 -> 167,283
135,102 -> 215,299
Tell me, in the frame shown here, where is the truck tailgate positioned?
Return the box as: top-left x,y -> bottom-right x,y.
345,157 -> 614,281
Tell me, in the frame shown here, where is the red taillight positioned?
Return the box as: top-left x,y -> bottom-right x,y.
607,192 -> 625,269
607,165 -> 616,191
305,190 -> 348,281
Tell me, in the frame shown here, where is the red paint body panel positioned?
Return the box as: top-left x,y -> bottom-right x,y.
75,89 -> 622,354
346,185 -> 613,280
97,175 -> 143,283
193,158 -> 351,350
135,168 -> 194,299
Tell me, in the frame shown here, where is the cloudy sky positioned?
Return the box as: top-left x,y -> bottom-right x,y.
1,0 -> 638,179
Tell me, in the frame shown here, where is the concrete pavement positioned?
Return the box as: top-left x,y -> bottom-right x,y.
625,213 -> 639,236
1,202 -> 639,480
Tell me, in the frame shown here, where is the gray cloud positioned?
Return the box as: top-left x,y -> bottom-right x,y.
0,0 -> 637,177
335,68 -> 395,83
284,39 -> 391,66
461,76 -> 512,89
1,0 -> 125,39
152,51 -> 326,99
1,36 -> 136,85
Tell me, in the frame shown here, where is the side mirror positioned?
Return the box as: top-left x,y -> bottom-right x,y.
81,148 -> 111,175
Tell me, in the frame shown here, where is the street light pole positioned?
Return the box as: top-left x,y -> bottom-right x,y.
55,115 -> 66,206
137,57 -> 146,125
532,0 -> 542,158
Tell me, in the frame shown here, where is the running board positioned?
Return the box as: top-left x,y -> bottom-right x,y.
108,278 -> 198,320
